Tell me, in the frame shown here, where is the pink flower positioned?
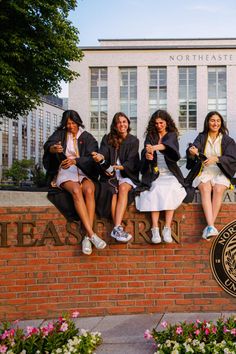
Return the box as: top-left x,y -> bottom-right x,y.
26,326 -> 39,336
212,326 -> 217,334
205,328 -> 210,335
223,326 -> 230,333
176,326 -> 183,335
161,321 -> 168,328
60,322 -> 68,332
41,322 -> 54,336
196,319 -> 201,324
72,311 -> 80,318
144,329 -> 153,340
1,330 -> 9,340
0,345 -> 7,353
194,329 -> 200,335
231,328 -> 236,335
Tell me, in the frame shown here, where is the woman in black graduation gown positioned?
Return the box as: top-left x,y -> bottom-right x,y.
43,110 -> 106,255
135,109 -> 187,244
92,112 -> 140,243
186,111 -> 236,240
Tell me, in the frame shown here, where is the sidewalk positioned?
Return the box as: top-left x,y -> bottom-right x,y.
18,312 -> 235,354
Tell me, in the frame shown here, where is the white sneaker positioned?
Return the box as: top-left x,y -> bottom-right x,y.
202,226 -> 219,241
90,234 -> 107,249
202,226 -> 208,239
162,226 -> 173,243
111,226 -> 133,243
82,236 -> 92,255
151,227 -> 161,244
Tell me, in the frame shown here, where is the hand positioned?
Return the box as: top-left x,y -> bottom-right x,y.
189,145 -> 199,157
146,144 -> 154,154
203,156 -> 219,167
113,165 -> 124,171
60,158 -> 76,169
91,151 -> 104,163
50,141 -> 63,154
145,152 -> 153,160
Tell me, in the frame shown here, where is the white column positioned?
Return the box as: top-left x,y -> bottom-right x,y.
137,66 -> 149,146
8,119 -> 13,167
197,66 -> 208,131
35,110 -> 39,163
167,66 -> 178,123
227,65 -> 236,136
69,61 -> 90,129
107,66 -> 120,129
27,112 -> 31,159
18,116 -> 22,160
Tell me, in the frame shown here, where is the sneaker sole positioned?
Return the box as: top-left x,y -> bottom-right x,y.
151,238 -> 162,244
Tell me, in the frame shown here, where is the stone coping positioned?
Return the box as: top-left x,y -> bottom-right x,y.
0,189 -> 235,206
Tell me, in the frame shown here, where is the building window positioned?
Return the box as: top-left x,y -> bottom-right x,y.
53,114 -> 58,132
38,109 -> 44,166
30,111 -> 36,160
2,117 -> 9,168
90,67 -> 108,141
120,67 -> 137,134
21,116 -> 27,159
46,111 -> 51,140
12,120 -> 18,161
178,67 -> 197,130
208,67 -> 227,119
149,67 -> 167,115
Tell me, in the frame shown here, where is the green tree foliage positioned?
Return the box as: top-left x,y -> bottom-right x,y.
4,159 -> 34,185
0,0 -> 83,119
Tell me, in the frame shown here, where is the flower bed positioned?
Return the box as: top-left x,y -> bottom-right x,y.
145,316 -> 236,353
0,312 -> 102,354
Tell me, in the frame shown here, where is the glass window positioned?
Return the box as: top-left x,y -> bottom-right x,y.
208,67 -> 227,119
38,109 -> 44,166
120,67 -> 137,134
178,67 -> 197,130
90,67 -> 108,142
149,67 -> 167,115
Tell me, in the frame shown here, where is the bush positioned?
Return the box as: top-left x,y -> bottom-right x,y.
145,316 -> 236,353
0,312 -> 102,354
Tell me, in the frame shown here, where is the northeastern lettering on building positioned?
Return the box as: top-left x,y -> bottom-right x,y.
210,220 -> 236,297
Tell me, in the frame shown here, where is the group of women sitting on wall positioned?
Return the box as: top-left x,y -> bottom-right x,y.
43,109 -> 236,255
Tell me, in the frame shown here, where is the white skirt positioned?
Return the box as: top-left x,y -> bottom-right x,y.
192,166 -> 230,188
56,165 -> 86,187
135,174 -> 186,211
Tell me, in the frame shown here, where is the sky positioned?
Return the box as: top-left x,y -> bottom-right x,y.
58,0 -> 236,97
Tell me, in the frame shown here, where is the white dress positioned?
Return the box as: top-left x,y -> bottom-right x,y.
135,151 -> 186,211
192,134 -> 230,188
56,129 -> 87,188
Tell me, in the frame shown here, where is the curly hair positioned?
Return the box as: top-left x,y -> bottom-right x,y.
57,110 -> 85,130
201,111 -> 228,135
145,109 -> 179,139
107,112 -> 131,148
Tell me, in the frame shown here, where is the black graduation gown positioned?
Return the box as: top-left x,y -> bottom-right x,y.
95,134 -> 140,218
136,131 -> 194,203
186,133 -> 236,183
43,129 -> 99,221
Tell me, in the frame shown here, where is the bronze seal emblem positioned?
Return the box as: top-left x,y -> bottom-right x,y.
210,220 -> 236,297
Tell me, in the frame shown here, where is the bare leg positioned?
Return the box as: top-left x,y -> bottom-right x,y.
212,184 -> 227,224
81,179 -> 95,228
61,181 -> 94,237
111,194 -> 117,224
165,210 -> 174,228
198,181 -> 213,226
114,183 -> 132,226
151,211 -> 160,228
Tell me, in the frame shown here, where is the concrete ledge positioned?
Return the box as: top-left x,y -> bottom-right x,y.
0,189 -> 236,207
0,191 -> 51,206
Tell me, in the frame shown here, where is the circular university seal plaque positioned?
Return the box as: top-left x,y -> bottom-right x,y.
210,220 -> 236,297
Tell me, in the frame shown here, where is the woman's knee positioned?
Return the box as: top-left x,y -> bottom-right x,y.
118,183 -> 130,195
213,184 -> 226,195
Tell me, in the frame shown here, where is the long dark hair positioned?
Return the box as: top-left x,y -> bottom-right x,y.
57,110 -> 85,130
201,111 -> 228,135
145,109 -> 179,139
107,112 -> 131,148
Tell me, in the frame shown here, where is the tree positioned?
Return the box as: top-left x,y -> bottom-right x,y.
4,159 -> 34,185
0,0 -> 83,119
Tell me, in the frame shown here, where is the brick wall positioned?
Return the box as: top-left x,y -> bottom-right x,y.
0,194 -> 236,321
